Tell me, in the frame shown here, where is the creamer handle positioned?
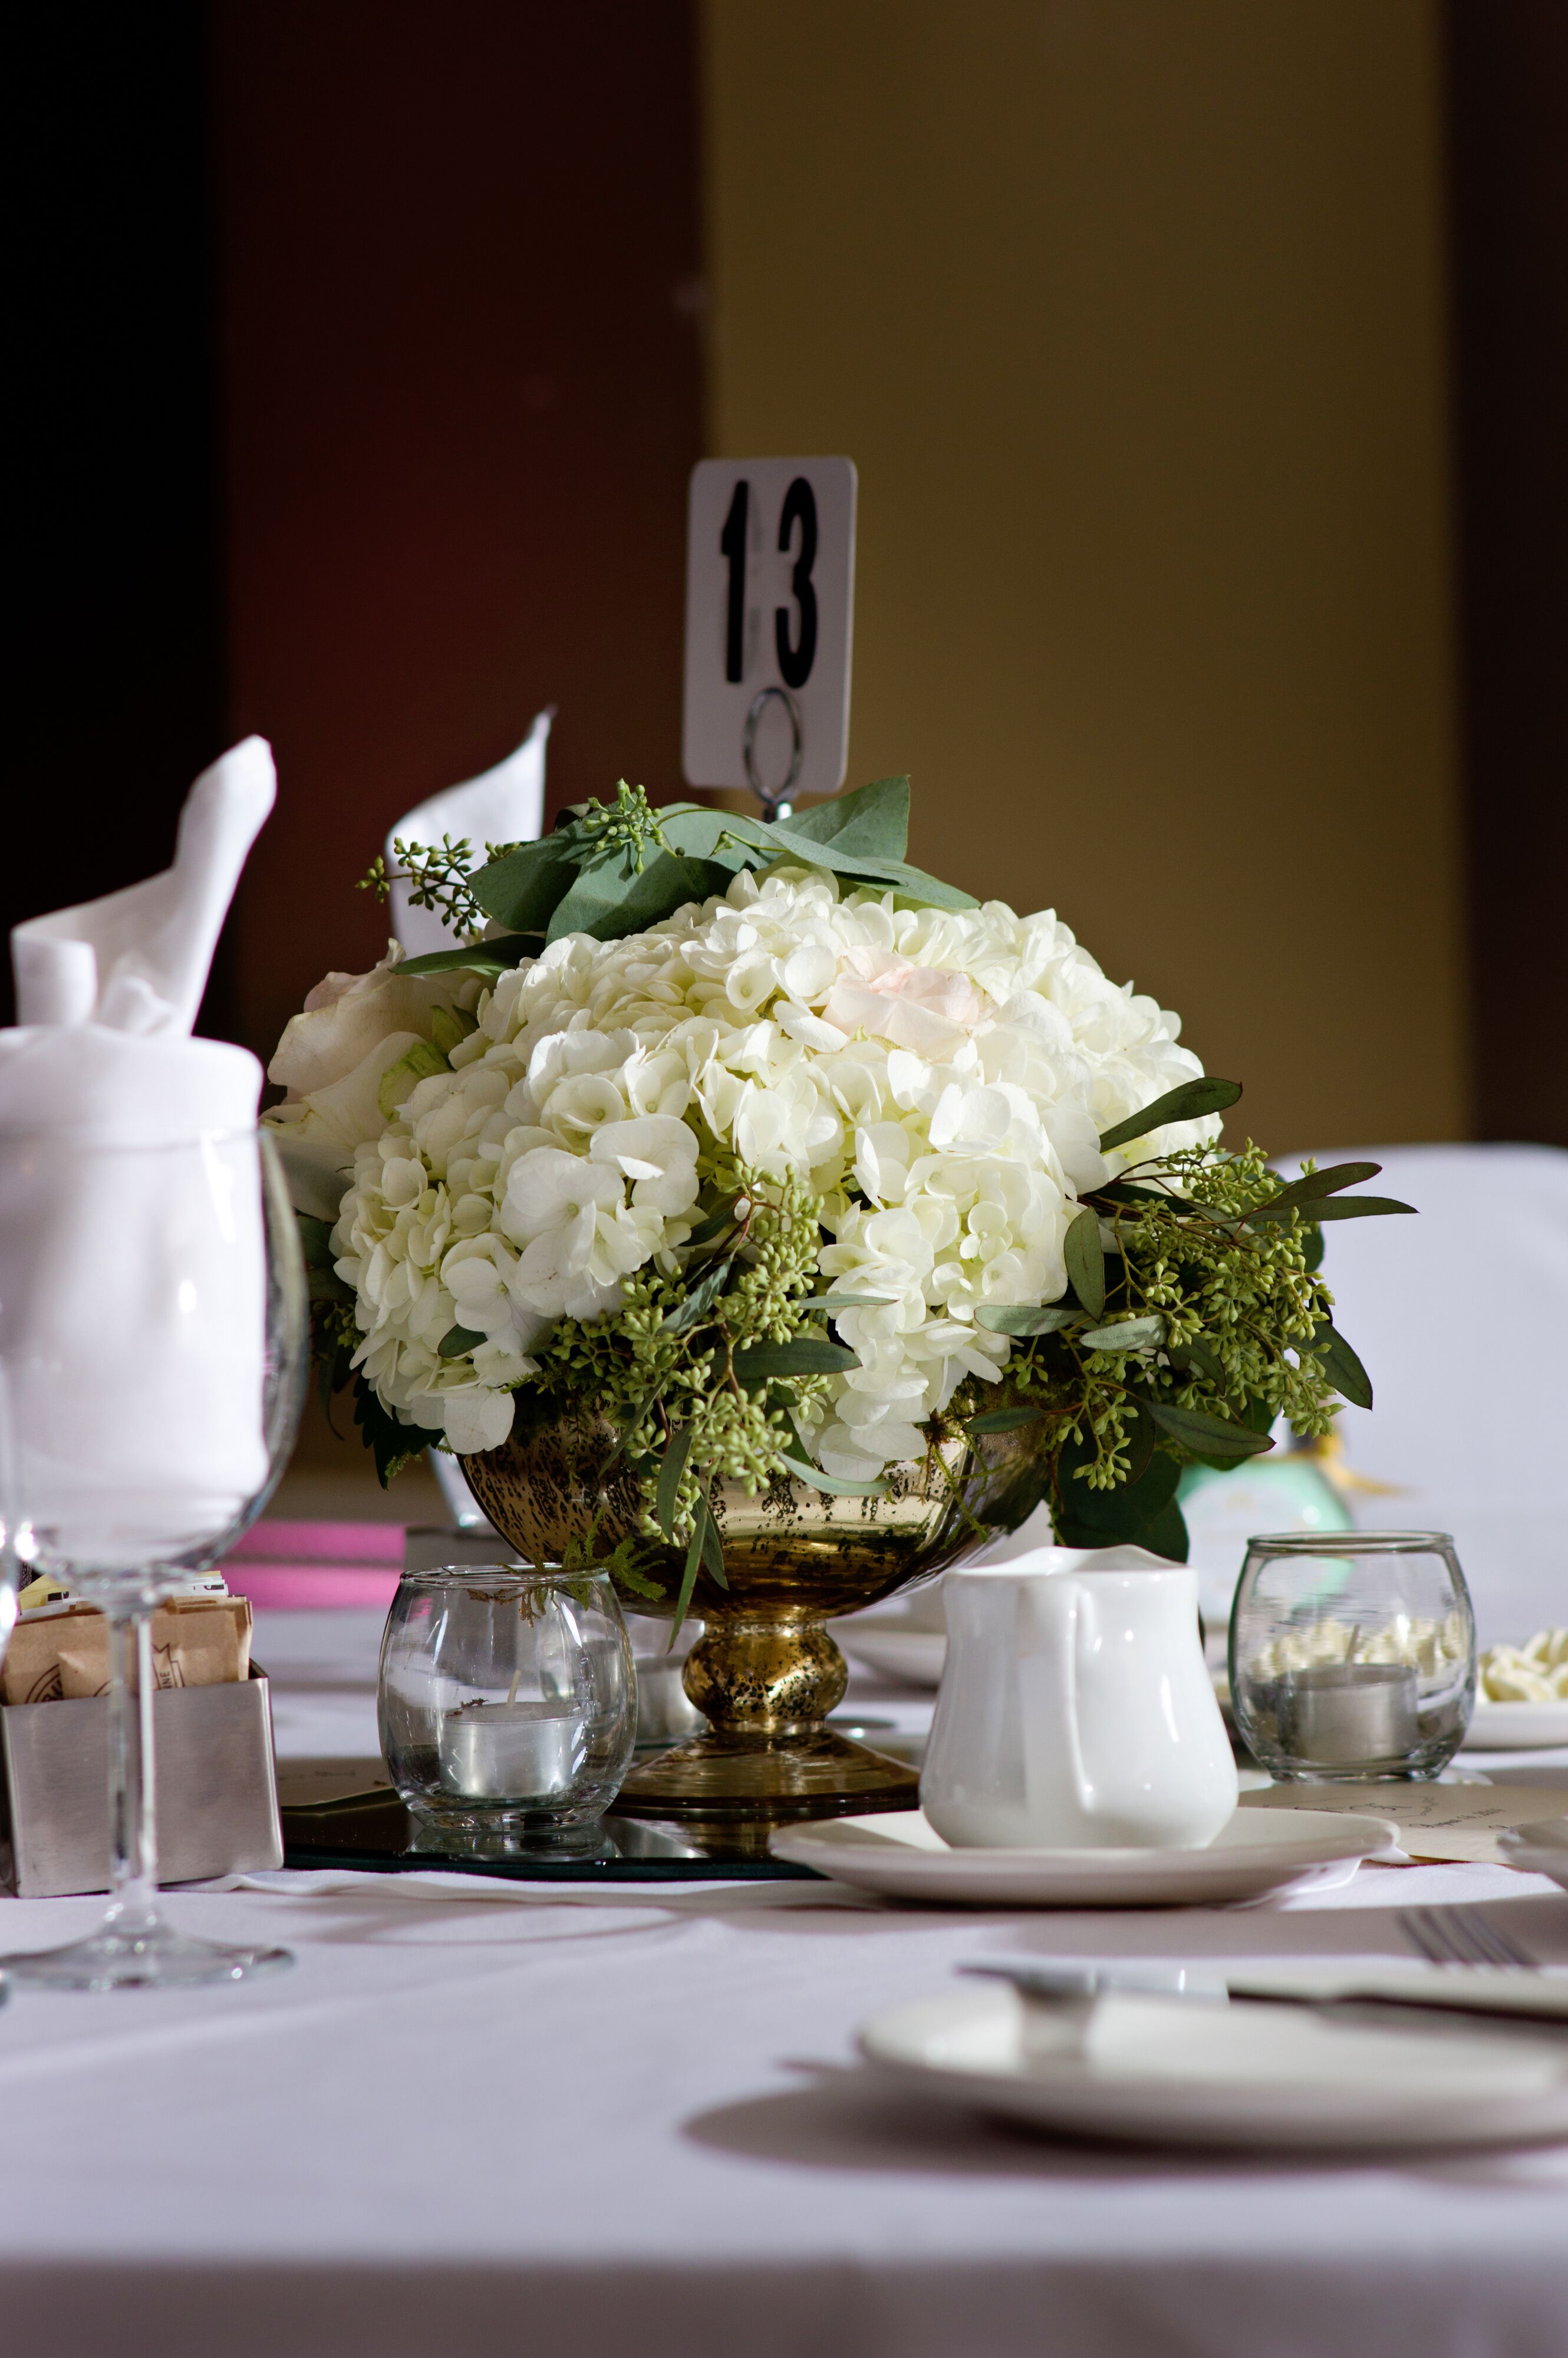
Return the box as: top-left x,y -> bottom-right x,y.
1020,1576 -> 1094,1819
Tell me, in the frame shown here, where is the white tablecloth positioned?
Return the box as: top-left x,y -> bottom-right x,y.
4,1609 -> 1568,2358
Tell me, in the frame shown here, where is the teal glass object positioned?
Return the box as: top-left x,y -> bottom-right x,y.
1180,1450 -> 1353,1635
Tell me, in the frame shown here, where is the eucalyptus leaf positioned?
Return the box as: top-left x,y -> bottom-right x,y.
1147,1401 -> 1275,1458
1089,1180 -> 1198,1211
683,1206 -> 738,1249
1309,1320 -> 1373,1411
850,858 -> 980,911
1119,1399 -> 1157,1484
397,932 -> 542,979
1293,1195 -> 1417,1223
546,851 -> 730,944
795,1293 -> 895,1310
352,1374 -> 423,1490
1056,1435 -> 1179,1534
779,1455 -> 890,1497
1240,1387 -> 1276,1435
437,1324 -> 486,1359
670,1513 -> 704,1639
974,1303 -> 1076,1336
661,1258 -> 732,1333
1078,1315 -> 1165,1352
297,1214 -> 336,1270
1164,1337 -> 1225,1387
655,1424 -> 695,1539
472,834 -> 578,934
1256,1161 -> 1382,1213
1097,1076 -> 1242,1154
733,1338 -> 858,1382
699,1494 -> 728,1589
966,1405 -> 1046,1434
654,805 -> 743,864
1248,1193 -> 1415,1226
660,800 -> 973,910
783,775 -> 910,859
1063,1208 -> 1106,1320
1129,1497 -> 1190,1563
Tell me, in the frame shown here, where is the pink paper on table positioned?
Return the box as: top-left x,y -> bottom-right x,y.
221,1521 -> 404,1609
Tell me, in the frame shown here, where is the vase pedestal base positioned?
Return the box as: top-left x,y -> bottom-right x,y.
613,1727 -> 920,1823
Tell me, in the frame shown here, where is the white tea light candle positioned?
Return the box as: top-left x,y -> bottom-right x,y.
439,1700 -> 583,1802
1284,1663 -> 1419,1767
1229,1532 -> 1474,1783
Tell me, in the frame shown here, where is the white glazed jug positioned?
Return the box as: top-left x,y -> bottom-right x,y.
921,1546 -> 1238,1849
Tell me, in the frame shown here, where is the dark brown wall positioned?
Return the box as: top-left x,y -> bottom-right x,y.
9,2 -> 228,1030
215,0 -> 704,1067
1447,0 -> 1568,1146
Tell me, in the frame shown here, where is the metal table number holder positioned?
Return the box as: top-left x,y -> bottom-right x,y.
744,684 -> 803,824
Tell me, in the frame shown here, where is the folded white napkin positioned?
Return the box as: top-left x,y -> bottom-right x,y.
213,1866 -> 864,1909
387,710 -> 550,954
12,737 -> 276,1035
0,741 -> 276,1567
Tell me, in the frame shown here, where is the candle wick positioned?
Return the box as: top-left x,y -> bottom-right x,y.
1344,1623 -> 1362,1664
506,1665 -> 523,1705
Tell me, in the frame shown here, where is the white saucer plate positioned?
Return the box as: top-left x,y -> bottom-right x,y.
857,1983 -> 1568,2152
831,1624 -> 946,1687
1463,1698 -> 1568,1751
1498,1816 -> 1568,1892
769,1806 -> 1395,1906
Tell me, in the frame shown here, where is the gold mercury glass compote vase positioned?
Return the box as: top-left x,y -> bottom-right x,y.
464,1402 -> 1043,1822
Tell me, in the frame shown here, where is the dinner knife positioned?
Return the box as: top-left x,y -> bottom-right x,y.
964,1958 -> 1568,2033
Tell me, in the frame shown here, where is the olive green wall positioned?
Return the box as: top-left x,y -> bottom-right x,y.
699,0 -> 1466,1154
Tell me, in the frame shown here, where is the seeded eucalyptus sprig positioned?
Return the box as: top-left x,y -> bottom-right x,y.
381,773 -> 977,982
360,832 -> 523,943
950,1075 -> 1414,1557
533,1170 -> 859,1629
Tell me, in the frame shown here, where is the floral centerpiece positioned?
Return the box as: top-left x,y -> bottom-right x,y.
268,775 -> 1407,1812
271,775 -> 1405,1608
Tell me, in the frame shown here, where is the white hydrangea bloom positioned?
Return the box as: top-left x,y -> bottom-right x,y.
325,866 -> 1217,1462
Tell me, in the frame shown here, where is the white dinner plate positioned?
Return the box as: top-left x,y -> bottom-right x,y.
857,1982 -> 1568,2152
831,1623 -> 946,1687
1463,1698 -> 1568,1751
769,1806 -> 1395,1905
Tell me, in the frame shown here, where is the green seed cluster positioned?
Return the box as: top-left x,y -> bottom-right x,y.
535,1170 -> 831,1543
566,779 -> 670,875
964,1143 -> 1341,1495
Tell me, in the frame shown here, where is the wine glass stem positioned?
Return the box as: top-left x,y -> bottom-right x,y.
104,1603 -> 160,1938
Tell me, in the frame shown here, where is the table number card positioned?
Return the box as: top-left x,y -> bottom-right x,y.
682,456 -> 857,807
1240,1779 -> 1566,1864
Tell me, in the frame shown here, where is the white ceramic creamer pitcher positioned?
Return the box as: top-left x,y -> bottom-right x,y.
921,1547 -> 1238,1849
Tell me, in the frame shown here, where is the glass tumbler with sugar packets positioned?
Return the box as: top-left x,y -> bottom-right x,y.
379,1566 -> 635,1845
1228,1531 -> 1475,1781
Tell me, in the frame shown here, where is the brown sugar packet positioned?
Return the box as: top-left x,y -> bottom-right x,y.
0,1608 -> 94,1705
2,1596 -> 252,1705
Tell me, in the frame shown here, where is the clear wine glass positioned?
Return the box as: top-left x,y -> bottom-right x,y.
0,1127 -> 308,1988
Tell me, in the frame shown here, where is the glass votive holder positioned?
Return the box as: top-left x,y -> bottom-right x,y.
378,1566 -> 635,1845
1228,1531 -> 1475,1781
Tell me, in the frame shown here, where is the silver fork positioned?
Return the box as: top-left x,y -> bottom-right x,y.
1400,1905 -> 1539,1969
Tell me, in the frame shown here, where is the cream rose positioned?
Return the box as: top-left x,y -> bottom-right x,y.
265,942 -> 479,1221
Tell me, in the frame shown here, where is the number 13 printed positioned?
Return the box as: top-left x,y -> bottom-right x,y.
721,476 -> 819,690
684,456 -> 856,798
